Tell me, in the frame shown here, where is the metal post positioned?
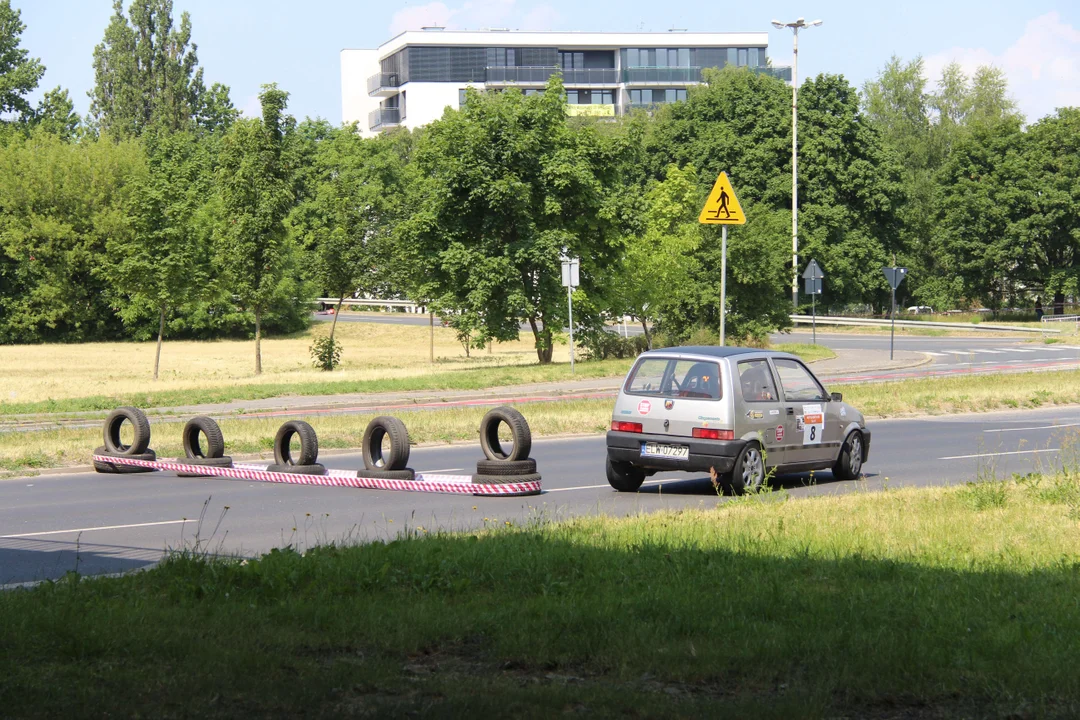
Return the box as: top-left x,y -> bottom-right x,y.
791,28 -> 799,311
720,224 -> 727,346
567,285 -> 575,374
890,286 -> 896,361
812,291 -> 816,345
429,311 -> 434,364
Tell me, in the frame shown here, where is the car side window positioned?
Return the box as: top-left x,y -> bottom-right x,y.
626,358 -> 669,394
772,359 -> 827,402
738,360 -> 778,402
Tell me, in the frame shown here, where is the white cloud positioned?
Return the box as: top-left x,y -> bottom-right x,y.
389,0 -> 558,36
924,12 -> 1080,122
239,94 -> 262,119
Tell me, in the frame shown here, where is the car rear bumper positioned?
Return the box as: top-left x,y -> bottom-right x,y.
606,431 -> 745,474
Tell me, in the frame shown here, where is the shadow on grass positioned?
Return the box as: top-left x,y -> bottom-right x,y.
1,513 -> 1078,718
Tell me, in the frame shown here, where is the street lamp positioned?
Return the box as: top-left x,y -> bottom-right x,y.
771,17 -> 822,310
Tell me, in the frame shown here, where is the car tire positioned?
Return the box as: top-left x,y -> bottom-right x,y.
182,416 -> 225,459
833,431 -> 864,481
92,446 -> 156,474
731,442 -> 766,494
358,468 -> 416,481
175,455 -> 234,477
606,455 -> 645,492
273,420 -> 319,466
265,463 -> 327,475
362,416 -> 411,471
102,406 -> 152,455
475,458 -> 537,476
479,407 -> 532,461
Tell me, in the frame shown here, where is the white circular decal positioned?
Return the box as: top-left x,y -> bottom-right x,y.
638,400 -> 652,415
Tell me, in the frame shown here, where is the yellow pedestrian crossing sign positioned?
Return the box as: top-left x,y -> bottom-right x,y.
698,171 -> 746,225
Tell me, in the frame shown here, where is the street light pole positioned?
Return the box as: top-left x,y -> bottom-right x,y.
772,17 -> 822,311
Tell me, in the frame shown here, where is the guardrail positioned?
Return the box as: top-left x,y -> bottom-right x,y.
315,297 -> 424,313
790,315 -> 1059,334
1041,314 -> 1080,326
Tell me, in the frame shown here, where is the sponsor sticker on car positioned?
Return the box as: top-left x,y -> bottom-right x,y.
775,424 -> 785,442
802,403 -> 824,445
638,399 -> 652,415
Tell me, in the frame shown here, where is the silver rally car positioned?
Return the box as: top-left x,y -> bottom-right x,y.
606,346 -> 870,493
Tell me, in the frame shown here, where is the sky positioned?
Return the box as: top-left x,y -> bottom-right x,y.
15,0 -> 1080,125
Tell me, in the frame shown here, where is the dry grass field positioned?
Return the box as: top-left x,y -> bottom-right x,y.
0,319 -> 559,407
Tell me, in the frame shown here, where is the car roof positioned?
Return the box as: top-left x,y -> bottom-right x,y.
641,346 -> 796,360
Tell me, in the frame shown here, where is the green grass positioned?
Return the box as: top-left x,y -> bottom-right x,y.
3,478 -> 1080,718
0,358 -> 634,417
770,342 -> 836,363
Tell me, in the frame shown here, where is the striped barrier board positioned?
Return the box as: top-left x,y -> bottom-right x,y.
92,455 -> 542,497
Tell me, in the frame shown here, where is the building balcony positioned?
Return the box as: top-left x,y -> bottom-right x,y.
757,65 -> 793,82
485,66 -> 619,85
622,66 -> 702,85
367,72 -> 401,96
368,107 -> 402,131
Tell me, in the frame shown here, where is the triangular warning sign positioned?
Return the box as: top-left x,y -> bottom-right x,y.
698,172 -> 746,225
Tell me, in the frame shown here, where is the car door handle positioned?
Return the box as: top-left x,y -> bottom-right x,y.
786,408 -> 794,415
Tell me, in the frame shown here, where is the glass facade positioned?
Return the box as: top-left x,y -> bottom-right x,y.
567,89 -> 614,104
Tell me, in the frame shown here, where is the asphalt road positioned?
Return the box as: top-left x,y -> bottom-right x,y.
4,405 -> 1079,586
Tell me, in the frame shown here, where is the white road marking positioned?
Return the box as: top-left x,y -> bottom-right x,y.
1009,348 -> 1037,353
924,351 -> 948,357
1,519 -> 191,539
972,349 -> 1004,354
420,468 -> 463,473
943,350 -> 974,355
939,449 -> 1060,460
547,479 -> 668,493
983,423 -> 1080,433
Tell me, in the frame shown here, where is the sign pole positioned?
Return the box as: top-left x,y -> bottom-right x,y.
720,225 -> 727,347
890,284 -> 896,361
568,283 -> 575,375
812,291 -> 816,345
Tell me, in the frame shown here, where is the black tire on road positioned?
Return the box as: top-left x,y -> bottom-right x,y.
265,463 -> 327,475
479,406 -> 532,462
92,446 -> 156,474
833,431 -> 865,481
358,468 -> 416,481
273,420 -> 319,466
731,442 -> 766,495
175,455 -> 234,477
182,416 -> 225,459
475,458 -> 536,476
362,416 -> 411,471
471,472 -> 542,485
103,406 -> 152,455
605,456 -> 645,492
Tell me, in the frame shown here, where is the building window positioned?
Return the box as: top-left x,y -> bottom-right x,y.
488,47 -> 517,67
727,47 -> 737,66
559,51 -> 584,68
738,48 -> 748,66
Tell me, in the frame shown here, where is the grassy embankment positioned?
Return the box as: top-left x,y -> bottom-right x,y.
3,475 -> 1079,717
3,368 -> 1080,476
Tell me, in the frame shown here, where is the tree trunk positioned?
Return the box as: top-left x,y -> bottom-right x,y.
527,317 -> 553,364
254,307 -> 263,375
329,295 -> 344,346
153,305 -> 165,380
1054,292 -> 1065,316
642,319 -> 652,350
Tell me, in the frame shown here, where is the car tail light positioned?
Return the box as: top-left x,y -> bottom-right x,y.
693,427 -> 734,440
611,421 -> 643,433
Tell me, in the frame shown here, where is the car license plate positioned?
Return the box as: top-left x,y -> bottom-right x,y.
641,442 -> 690,460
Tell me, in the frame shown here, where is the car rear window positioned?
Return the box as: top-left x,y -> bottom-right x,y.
625,357 -> 722,400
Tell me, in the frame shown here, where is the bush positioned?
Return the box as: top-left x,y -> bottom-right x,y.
578,330 -> 649,361
309,335 -> 343,371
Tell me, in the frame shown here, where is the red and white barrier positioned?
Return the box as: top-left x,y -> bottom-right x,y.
92,455 -> 541,496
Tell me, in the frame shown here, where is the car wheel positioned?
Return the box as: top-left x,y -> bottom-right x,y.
833,431 -> 864,480
731,442 -> 765,494
606,455 -> 645,492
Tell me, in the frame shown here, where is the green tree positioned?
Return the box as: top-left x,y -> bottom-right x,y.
0,131 -> 146,342
24,86 -> 80,139
403,77 -> 622,363
289,124 -> 408,366
0,0 -> 44,122
610,163 -> 701,348
89,0 -> 207,137
105,131 -> 210,378
216,84 -> 296,374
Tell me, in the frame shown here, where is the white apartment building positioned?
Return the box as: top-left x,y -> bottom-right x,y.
342,29 -> 790,137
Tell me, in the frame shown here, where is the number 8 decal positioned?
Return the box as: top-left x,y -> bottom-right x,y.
810,426 -> 816,441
